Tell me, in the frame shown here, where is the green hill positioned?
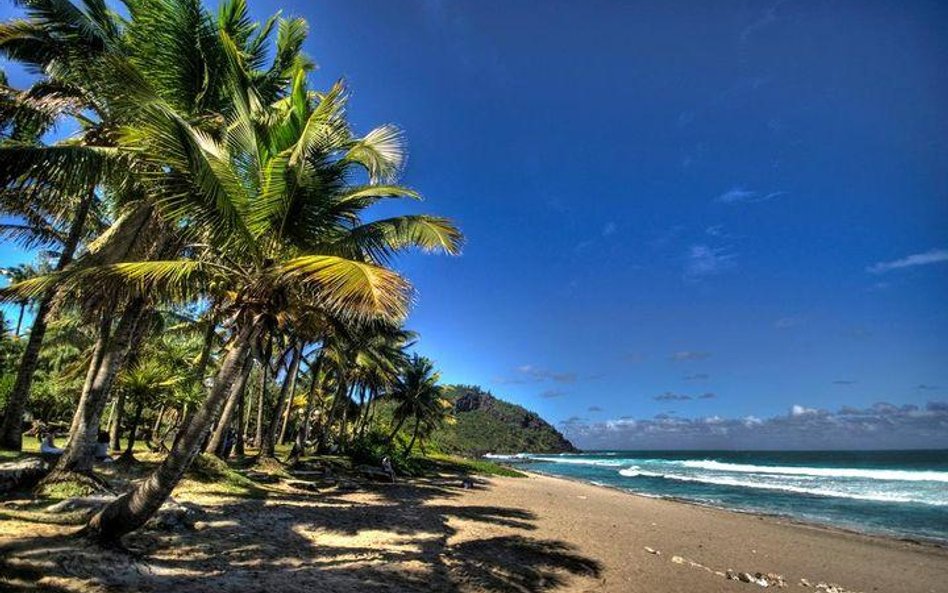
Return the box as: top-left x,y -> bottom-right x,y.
430,385 -> 578,455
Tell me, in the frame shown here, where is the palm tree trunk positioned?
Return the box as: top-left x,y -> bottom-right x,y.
387,415 -> 408,443
108,390 -> 126,452
260,345 -> 300,457
172,315 -> 217,448
404,417 -> 421,456
294,355 -> 322,454
85,323 -> 256,543
55,298 -> 145,474
253,338 -> 272,448
277,354 -> 301,445
117,401 -> 144,464
14,303 -> 24,338
0,186 -> 93,451
150,405 -> 165,449
205,353 -> 251,457
67,307 -> 113,442
235,372 -> 247,457
107,315 -> 151,452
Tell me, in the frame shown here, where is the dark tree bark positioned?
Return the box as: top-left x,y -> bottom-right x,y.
116,400 -> 144,464
0,188 -> 94,450
107,391 -> 126,452
54,298 -> 145,474
253,338 -> 272,448
404,416 -> 421,455
205,353 -> 252,457
260,345 -> 300,457
14,303 -> 24,337
85,323 -> 256,543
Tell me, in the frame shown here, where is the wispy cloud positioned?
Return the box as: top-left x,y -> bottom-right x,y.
539,389 -> 567,399
498,365 -> 577,385
602,222 -> 617,237
655,392 -> 692,401
916,384 -> 940,391
685,245 -> 736,277
833,379 -> 857,386
740,0 -> 786,43
867,248 -> 948,274
588,406 -> 603,413
774,316 -> 803,330
697,392 -> 717,399
670,350 -> 711,362
684,373 -> 710,381
716,187 -> 786,204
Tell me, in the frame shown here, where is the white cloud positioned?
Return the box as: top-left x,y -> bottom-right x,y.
716,187 -> 785,204
867,248 -> 948,274
685,245 -> 736,277
790,404 -> 819,417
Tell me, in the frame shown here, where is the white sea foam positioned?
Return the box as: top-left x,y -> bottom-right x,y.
616,467 -> 948,506
528,456 -> 626,467
678,460 -> 948,483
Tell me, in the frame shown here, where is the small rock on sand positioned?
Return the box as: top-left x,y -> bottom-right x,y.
643,547 -> 660,555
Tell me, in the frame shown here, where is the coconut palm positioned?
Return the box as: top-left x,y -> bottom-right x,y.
37,62 -> 461,541
0,0 -> 317,454
387,354 -> 451,455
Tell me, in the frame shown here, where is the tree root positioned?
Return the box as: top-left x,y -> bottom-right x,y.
36,468 -> 113,495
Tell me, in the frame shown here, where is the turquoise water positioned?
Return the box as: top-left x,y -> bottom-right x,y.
489,450 -> 948,542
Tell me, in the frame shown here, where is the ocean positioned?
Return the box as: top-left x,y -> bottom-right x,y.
487,450 -> 948,542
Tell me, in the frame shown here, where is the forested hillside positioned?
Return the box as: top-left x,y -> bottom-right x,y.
430,385 -> 578,455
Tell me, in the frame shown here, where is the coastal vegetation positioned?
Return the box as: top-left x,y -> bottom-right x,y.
0,0 -> 478,545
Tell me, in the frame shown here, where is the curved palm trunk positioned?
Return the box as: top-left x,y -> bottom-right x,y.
387,415 -> 408,443
0,187 -> 94,450
205,353 -> 252,457
260,345 -> 300,457
86,323 -> 255,543
56,298 -> 145,474
403,416 -> 421,455
172,316 -> 217,448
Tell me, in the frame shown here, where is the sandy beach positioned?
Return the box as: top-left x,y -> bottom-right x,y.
2,467 -> 946,593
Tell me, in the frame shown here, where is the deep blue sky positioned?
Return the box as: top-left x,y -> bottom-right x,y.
2,1 -> 947,448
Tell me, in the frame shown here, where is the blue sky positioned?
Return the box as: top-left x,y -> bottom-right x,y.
2,0 -> 947,448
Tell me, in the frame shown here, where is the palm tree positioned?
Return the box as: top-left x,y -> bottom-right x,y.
113,358 -> 177,464
0,0 -> 311,454
387,355 -> 452,455
68,60 -> 459,541
0,263 -> 40,337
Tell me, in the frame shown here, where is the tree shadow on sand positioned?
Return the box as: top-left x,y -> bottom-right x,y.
0,476 -> 602,592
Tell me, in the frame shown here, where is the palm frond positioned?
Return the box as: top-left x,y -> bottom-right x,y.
278,255 -> 412,323
344,124 -> 406,183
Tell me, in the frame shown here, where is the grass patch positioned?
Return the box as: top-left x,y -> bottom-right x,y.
425,453 -> 526,478
180,454 -> 264,497
36,479 -> 97,499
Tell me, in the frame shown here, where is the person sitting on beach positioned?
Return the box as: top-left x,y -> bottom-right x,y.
39,433 -> 64,456
381,456 -> 395,483
94,431 -> 113,462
